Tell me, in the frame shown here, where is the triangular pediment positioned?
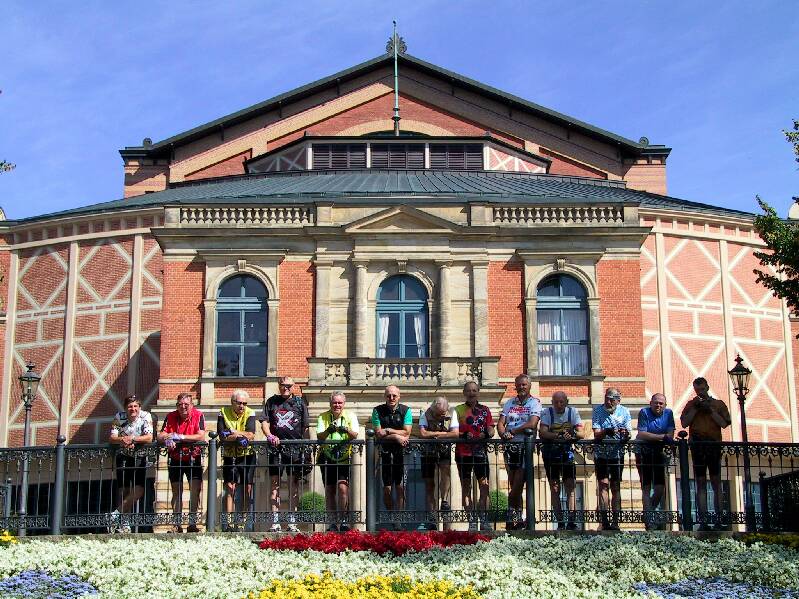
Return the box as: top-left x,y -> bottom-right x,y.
345,206 -> 460,234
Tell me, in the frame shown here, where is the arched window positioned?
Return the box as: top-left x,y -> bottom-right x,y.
216,275 -> 268,377
376,275 -> 429,358
537,274 -> 589,376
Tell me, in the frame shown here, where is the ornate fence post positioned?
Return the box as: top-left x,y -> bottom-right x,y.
206,433 -> 218,533
677,431 -> 693,531
50,436 -> 67,536
758,471 -> 769,533
366,430 -> 376,532
524,429 -> 536,531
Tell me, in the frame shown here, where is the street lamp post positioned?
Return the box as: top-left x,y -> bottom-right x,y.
727,354 -> 755,531
17,361 -> 41,537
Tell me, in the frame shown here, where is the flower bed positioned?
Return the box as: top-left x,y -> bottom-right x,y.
247,573 -> 479,598
258,529 -> 489,555
1,534 -> 798,598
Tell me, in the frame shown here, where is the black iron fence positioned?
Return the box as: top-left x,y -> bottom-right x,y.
1,431 -> 797,535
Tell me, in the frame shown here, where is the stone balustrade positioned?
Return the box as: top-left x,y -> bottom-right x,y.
307,357 -> 499,387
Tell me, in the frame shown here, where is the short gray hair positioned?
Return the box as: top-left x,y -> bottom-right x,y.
230,389 -> 250,402
430,396 -> 449,410
329,391 -> 346,402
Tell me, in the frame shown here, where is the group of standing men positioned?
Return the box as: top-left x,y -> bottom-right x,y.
106,373 -> 732,533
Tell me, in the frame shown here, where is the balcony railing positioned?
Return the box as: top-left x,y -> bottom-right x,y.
307,357 -> 499,387
1,435 -> 797,535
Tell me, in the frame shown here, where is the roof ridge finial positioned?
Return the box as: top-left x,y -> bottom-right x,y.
387,21 -> 406,136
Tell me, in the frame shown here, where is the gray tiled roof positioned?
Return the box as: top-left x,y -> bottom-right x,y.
11,170 -> 755,224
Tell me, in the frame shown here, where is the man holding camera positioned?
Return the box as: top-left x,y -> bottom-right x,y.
680,377 -> 731,530
591,388 -> 631,530
317,391 -> 359,531
539,391 -> 584,530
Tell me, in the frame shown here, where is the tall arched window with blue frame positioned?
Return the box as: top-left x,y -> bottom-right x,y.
537,274 -> 589,376
215,274 -> 268,377
376,275 -> 429,359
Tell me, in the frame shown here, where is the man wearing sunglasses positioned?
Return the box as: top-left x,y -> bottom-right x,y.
218,389 -> 256,531
260,376 -> 310,533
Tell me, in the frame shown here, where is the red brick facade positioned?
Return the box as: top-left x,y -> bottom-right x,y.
160,260 -> 204,385
597,258 -> 646,398
278,261 -> 314,379
487,259 -> 525,379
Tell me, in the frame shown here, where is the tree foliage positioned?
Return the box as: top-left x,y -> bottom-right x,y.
753,120 -> 799,319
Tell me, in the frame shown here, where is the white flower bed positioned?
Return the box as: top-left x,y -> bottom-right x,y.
1,534 -> 797,599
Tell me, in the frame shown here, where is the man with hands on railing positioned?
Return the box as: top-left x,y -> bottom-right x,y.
497,374 -> 542,530
260,376 -> 310,533
539,391 -> 584,530
418,396 -> 458,531
217,389 -> 256,531
451,381 -> 495,532
158,392 -> 206,533
680,377 -> 731,531
317,391 -> 359,531
371,385 -> 413,525
591,387 -> 631,531
635,393 -> 675,530
109,394 -> 154,533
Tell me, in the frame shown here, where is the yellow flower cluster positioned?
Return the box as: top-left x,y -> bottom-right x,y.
246,572 -> 481,599
0,530 -> 18,546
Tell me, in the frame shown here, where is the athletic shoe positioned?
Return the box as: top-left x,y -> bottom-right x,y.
287,523 -> 300,533
270,523 -> 282,532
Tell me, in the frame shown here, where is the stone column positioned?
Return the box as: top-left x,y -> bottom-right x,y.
314,260 -> 332,358
438,262 -> 452,357
471,261 -> 489,357
353,261 -> 368,358
525,297 -> 538,377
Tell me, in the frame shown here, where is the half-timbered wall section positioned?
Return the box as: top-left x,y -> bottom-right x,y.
0,213 -> 164,446
640,211 -> 798,443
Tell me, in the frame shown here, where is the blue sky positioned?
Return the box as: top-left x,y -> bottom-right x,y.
1,1 -> 797,220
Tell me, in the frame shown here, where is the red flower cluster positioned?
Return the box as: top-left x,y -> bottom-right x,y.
258,529 -> 489,555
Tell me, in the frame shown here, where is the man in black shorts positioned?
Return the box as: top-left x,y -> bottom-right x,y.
371,385 -> 412,523
451,381 -> 495,531
260,376 -> 310,533
539,391 -> 584,530
680,377 -> 731,530
158,392 -> 207,532
418,396 -> 457,530
317,391 -> 359,531
217,389 -> 257,530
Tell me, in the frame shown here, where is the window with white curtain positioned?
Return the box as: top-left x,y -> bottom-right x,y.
537,275 -> 589,376
376,275 -> 428,358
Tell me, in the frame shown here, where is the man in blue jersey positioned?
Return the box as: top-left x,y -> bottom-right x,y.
636,393 -> 675,529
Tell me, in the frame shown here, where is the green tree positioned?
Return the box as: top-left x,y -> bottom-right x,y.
753,120 -> 799,322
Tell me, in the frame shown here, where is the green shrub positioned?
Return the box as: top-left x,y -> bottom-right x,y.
741,533 -> 799,551
488,490 -> 509,522
299,491 -> 326,514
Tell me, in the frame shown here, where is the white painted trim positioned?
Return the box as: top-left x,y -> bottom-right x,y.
11,227 -> 154,251
58,242 -> 79,439
0,251 -> 19,445
718,239 -> 740,441
127,235 -> 144,396
654,233 -> 673,405
780,300 -> 798,442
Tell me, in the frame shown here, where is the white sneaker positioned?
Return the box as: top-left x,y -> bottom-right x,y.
107,510 -> 121,534
120,525 -> 132,534
270,523 -> 282,532
287,523 -> 300,533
